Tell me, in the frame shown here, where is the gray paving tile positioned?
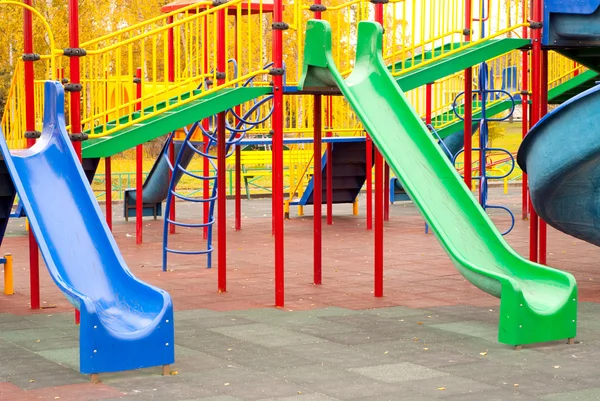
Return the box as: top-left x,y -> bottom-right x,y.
175,309 -> 224,321
5,366 -> 85,390
209,323 -> 325,348
349,362 -> 448,383
405,375 -> 499,398
0,327 -> 70,342
542,388 -> 600,400
276,365 -> 399,399
37,347 -> 79,370
362,306 -> 433,318
256,393 -> 341,401
429,321 -> 498,341
11,335 -> 79,352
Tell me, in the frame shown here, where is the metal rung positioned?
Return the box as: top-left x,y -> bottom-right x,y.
167,218 -> 215,228
177,165 -> 217,180
171,191 -> 217,203
165,246 -> 213,255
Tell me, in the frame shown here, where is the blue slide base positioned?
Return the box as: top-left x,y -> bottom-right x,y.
0,81 -> 174,374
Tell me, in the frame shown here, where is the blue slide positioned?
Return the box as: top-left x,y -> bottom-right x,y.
518,84 -> 600,247
0,82 -> 174,374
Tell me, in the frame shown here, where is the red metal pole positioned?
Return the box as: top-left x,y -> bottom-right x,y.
234,16 -> 242,231
374,3 -> 384,298
366,136 -> 372,230
68,0 -> 83,323
217,8 -> 227,293
426,83 -> 433,130
169,140 -> 176,234
273,0 -> 285,307
202,119 -> 209,239
326,97 -> 333,225
202,17 -> 210,240
168,16 -> 175,82
521,47 -> 529,219
528,0 -> 542,263
167,16 -> 176,235
102,70 -> 112,232
23,0 -> 39,310
314,96 -> 322,285
539,50 -> 549,264
105,157 -> 112,230
383,164 -> 390,221
463,0 -> 473,190
135,68 -> 143,245
68,0 -> 83,162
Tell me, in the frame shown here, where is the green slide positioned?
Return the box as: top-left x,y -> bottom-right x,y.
299,20 -> 577,346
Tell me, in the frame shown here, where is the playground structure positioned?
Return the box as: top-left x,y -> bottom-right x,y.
1,0 -> 600,378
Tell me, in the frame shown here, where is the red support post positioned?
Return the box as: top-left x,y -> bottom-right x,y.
326,97 -> 333,225
366,136 -> 372,230
202,18 -> 210,240
463,0 -> 473,190
528,0 -> 543,263
313,95 -> 322,285
105,157 -> 112,231
135,68 -> 143,245
520,45 -> 529,220
169,141 -> 176,234
217,8 -> 227,293
425,83 -> 433,131
23,0 -> 39,310
234,16 -> 242,231
167,16 -> 175,82
374,3 -> 384,298
167,16 -> 176,234
202,119 -> 210,239
539,50 -> 549,264
102,69 -> 112,231
68,0 -> 83,324
273,0 -> 285,307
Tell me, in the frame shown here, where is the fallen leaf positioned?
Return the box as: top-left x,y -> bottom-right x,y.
513,384 -> 519,387
438,387 -> 446,391
423,348 -> 429,351
553,365 -> 560,369
417,322 -> 423,325
384,351 -> 389,354
170,371 -> 179,375
224,383 -> 230,386
479,351 -> 488,356
29,380 -> 34,383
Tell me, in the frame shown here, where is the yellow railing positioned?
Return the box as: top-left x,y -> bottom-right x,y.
1,62 -> 26,149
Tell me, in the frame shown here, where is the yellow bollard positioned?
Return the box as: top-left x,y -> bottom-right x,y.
298,205 -> 304,217
4,253 -> 14,295
353,198 -> 359,216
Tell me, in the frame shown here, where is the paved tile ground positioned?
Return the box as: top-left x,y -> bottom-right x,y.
0,188 -> 599,400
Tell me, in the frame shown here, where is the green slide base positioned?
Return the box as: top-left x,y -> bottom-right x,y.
82,87 -> 271,159
299,20 -> 577,346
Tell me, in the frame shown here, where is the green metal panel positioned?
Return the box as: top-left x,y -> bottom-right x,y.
82,87 -> 272,159
396,39 -> 530,92
300,19 -> 577,346
548,70 -> 599,104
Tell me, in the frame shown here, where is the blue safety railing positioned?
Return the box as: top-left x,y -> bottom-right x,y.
162,61 -> 276,271
451,61 -> 517,235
